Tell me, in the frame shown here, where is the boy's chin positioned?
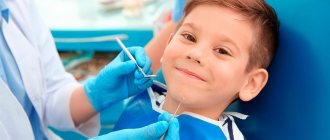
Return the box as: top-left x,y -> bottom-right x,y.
167,78 -> 209,93
167,88 -> 201,104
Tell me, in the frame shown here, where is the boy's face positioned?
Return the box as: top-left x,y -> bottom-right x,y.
162,5 -> 255,111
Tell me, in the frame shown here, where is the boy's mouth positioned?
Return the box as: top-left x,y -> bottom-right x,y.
176,67 -> 206,82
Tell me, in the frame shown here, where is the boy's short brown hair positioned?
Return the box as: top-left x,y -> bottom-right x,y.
178,0 -> 279,71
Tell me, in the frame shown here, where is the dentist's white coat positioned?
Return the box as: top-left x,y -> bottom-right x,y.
0,0 -> 100,139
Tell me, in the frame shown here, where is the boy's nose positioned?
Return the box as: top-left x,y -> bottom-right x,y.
186,55 -> 201,64
185,47 -> 205,64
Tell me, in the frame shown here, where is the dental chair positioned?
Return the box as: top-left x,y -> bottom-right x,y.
231,0 -> 330,139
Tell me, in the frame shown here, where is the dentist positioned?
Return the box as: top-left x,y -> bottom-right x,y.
0,0 -> 178,139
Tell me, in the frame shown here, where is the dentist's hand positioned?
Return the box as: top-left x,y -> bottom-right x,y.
84,47 -> 153,112
89,112 -> 179,140
90,121 -> 168,140
159,112 -> 180,140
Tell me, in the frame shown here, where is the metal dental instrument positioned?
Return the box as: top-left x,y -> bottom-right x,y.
160,98 -> 184,140
115,37 -> 157,78
171,101 -> 182,120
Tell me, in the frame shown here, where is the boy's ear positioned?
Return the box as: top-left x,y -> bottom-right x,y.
160,33 -> 174,63
239,68 -> 268,101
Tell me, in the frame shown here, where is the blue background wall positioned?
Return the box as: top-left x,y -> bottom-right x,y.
235,0 -> 330,139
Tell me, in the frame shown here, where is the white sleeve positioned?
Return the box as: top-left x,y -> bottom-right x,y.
26,0 -> 100,137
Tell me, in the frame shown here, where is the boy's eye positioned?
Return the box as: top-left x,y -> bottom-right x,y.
181,33 -> 196,42
215,48 -> 231,56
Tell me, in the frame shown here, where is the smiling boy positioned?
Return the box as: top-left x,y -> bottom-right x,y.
113,0 -> 279,139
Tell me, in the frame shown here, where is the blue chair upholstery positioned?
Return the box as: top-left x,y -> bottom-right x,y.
233,0 -> 330,139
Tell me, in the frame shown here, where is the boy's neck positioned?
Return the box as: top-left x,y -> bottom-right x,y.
162,93 -> 227,121
162,95 -> 183,116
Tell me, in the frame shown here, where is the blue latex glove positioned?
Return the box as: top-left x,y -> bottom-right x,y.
90,121 -> 169,140
172,0 -> 186,23
89,112 -> 179,140
158,112 -> 180,140
84,47 -> 153,112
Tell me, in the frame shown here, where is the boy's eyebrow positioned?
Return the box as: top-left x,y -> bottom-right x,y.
182,22 -> 240,54
181,23 -> 199,32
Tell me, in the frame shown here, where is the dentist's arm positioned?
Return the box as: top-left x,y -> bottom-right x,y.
70,47 -> 153,125
70,85 -> 96,125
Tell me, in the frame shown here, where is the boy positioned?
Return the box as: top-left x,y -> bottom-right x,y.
113,0 -> 279,139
